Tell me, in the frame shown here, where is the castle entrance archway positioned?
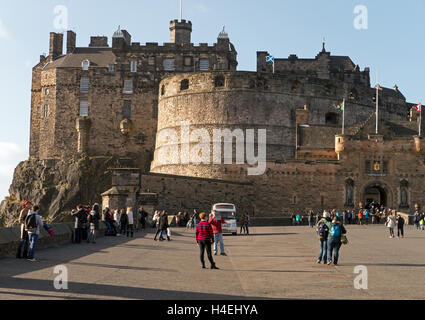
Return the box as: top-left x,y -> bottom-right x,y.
362,182 -> 392,209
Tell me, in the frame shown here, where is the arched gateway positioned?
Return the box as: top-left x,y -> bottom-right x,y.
362,182 -> 393,209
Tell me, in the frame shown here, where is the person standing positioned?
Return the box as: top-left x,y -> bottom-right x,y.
159,211 -> 171,241
327,216 -> 347,266
239,214 -> 246,234
414,210 -> 420,229
114,210 -> 121,234
295,214 -> 301,226
87,204 -> 100,244
193,210 -> 200,229
208,211 -> 227,256
357,210 -> 363,225
291,213 -> 296,226
153,211 -> 163,241
316,211 -> 332,264
308,211 -> 315,228
244,213 -> 250,235
25,205 -> 45,262
119,209 -> 128,236
126,207 -> 134,238
397,215 -> 405,238
16,200 -> 32,259
72,205 -> 86,244
386,213 -> 396,238
196,212 -> 219,270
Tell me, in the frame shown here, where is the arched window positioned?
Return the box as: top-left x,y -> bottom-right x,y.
82,60 -> 90,71
214,76 -> 225,87
180,79 -> 189,91
325,112 -> 338,125
161,85 -> 165,96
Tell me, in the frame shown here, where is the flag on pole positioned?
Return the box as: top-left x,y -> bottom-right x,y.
265,55 -> 275,63
336,100 -> 345,111
414,103 -> 422,112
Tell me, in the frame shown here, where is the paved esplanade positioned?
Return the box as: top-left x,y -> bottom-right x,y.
0,225 -> 424,300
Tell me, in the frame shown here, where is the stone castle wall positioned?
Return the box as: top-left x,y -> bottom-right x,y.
151,71 -> 409,180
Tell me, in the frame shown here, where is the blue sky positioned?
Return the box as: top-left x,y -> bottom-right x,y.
0,0 -> 424,200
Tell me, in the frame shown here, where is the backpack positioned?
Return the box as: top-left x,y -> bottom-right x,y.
330,224 -> 341,237
317,221 -> 329,240
25,214 -> 37,232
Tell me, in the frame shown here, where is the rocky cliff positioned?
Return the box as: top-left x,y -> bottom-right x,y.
0,155 -> 120,227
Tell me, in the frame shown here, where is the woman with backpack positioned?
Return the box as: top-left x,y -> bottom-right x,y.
316,211 -> 332,264
327,216 -> 347,266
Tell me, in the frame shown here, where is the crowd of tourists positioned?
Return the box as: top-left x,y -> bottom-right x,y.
313,204 -> 412,266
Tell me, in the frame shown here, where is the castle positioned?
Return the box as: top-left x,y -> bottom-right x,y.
18,17 -> 425,221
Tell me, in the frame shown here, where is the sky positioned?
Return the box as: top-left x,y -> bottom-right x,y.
0,0 -> 424,201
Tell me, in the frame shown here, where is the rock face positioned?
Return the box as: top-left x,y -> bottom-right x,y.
0,155 -> 116,227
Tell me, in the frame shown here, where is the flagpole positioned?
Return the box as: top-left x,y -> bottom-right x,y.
420,103 -> 422,137
376,71 -> 379,135
180,0 -> 182,21
342,98 -> 345,135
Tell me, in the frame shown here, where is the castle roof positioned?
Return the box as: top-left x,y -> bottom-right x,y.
44,47 -> 116,70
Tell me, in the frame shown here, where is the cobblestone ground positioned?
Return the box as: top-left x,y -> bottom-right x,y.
0,225 -> 424,300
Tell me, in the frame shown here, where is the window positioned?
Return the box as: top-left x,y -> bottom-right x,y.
37,106 -> 41,114
200,59 -> 209,71
184,56 -> 192,66
80,77 -> 90,93
180,79 -> 189,91
164,59 -> 175,71
82,60 -> 90,71
345,179 -> 354,207
365,160 -> 371,174
214,76 -> 225,87
123,100 -> 131,118
43,105 -> 49,118
123,80 -> 133,94
325,112 -> 338,125
108,64 -> 115,72
148,56 -> 155,66
79,101 -> 89,117
153,104 -> 158,119
130,60 -> 137,73
161,85 -> 165,96
45,88 -> 50,95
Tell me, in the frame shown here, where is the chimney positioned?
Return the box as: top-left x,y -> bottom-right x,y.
49,32 -> 64,59
170,19 -> 192,44
89,36 -> 109,47
67,30 -> 76,54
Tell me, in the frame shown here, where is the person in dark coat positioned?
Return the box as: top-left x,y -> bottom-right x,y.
72,205 -> 87,243
119,209 -> 128,236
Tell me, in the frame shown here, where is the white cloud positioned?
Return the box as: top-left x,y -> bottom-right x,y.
0,142 -> 27,201
0,19 -> 9,39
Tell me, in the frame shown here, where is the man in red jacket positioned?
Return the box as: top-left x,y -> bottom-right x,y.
196,212 -> 219,269
208,211 -> 227,256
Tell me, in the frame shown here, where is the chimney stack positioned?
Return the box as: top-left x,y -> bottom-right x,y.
67,30 -> 76,54
49,32 -> 64,59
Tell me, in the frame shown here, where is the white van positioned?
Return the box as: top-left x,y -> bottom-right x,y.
212,203 -> 237,235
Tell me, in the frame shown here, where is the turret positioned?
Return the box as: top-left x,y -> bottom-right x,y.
170,19 -> 192,44
335,135 -> 345,160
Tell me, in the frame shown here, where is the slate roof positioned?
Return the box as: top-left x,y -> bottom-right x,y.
44,47 -> 116,70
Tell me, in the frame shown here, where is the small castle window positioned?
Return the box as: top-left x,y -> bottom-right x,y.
82,60 -> 90,71
214,76 -> 225,87
45,88 -> 50,95
184,56 -> 192,67
43,105 -> 49,118
37,106 -> 41,114
123,100 -> 131,118
164,59 -> 175,71
108,64 -> 115,72
79,101 -> 89,117
123,80 -> 133,94
148,57 -> 155,66
130,60 -> 137,73
161,85 -> 165,96
80,77 -> 90,93
200,59 -> 209,71
325,112 -> 338,125
153,104 -> 158,119
180,79 -> 189,91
